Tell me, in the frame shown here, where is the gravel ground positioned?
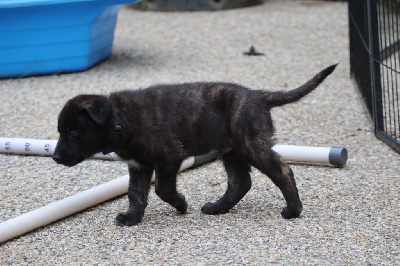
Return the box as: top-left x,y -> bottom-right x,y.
1,0 -> 399,264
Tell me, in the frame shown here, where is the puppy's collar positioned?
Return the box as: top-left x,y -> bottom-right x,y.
103,106 -> 122,155
113,110 -> 122,134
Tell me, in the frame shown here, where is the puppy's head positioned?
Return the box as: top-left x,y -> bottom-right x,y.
53,95 -> 113,167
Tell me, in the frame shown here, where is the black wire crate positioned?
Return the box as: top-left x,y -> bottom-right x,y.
349,0 -> 400,153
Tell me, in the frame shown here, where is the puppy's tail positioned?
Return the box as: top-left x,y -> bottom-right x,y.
265,64 -> 338,108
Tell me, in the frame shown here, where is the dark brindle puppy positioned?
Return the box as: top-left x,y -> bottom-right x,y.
53,64 -> 337,226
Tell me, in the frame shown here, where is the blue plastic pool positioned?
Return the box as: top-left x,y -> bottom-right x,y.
0,0 -> 141,78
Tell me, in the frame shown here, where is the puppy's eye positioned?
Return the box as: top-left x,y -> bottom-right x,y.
68,131 -> 78,139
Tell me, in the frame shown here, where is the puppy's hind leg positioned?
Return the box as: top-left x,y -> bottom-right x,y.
249,149 -> 303,219
154,161 -> 188,214
115,162 -> 154,226
201,150 -> 252,215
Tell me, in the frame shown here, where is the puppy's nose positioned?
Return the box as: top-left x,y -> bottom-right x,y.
52,154 -> 62,164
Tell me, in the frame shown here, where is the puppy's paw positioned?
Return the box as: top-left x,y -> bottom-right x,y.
114,212 -> 142,226
281,206 -> 302,219
201,202 -> 228,215
175,193 -> 188,214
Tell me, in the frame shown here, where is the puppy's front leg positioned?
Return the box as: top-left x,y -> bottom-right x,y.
154,161 -> 188,214
115,162 -> 154,226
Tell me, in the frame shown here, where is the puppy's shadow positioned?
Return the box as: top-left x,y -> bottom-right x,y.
286,162 -> 347,169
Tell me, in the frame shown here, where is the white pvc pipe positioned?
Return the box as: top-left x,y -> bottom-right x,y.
0,157 -> 196,244
273,145 -> 330,163
0,137 -> 347,165
0,174 -> 129,243
0,137 -> 119,160
272,145 -> 347,166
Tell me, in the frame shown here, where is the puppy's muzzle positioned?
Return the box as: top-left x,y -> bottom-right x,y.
52,153 -> 62,164
52,148 -> 84,167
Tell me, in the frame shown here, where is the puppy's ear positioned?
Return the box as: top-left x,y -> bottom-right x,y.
81,98 -> 111,125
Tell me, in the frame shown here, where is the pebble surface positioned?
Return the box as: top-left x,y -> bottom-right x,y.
1,0 -> 399,264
